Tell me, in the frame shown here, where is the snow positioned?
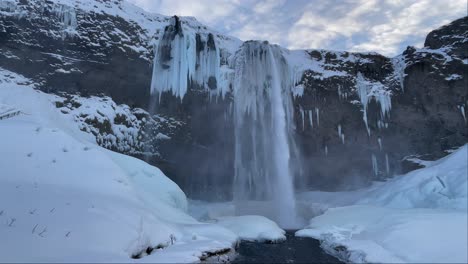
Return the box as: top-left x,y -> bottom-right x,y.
213,216 -> 286,243
0,68 -> 238,262
445,73 -> 463,81
297,206 -> 467,263
405,157 -> 433,167
297,145 -> 468,263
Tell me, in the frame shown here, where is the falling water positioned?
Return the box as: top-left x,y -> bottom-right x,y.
232,41 -> 297,227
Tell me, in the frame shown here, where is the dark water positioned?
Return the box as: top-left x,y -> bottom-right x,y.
232,231 -> 343,264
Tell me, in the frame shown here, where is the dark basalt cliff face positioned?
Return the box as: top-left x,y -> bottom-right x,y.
294,17 -> 467,190
1,1 -> 466,199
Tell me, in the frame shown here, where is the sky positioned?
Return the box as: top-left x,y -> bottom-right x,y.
128,0 -> 467,56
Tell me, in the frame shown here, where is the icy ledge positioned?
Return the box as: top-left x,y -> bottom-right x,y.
214,215 -> 286,243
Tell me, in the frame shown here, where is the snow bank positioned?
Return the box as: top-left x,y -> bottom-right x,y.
297,145 -> 468,263
359,145 -> 468,210
297,206 -> 467,263
214,215 -> 286,243
0,68 -> 237,262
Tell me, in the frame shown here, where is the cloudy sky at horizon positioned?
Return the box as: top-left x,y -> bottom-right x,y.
128,0 -> 466,56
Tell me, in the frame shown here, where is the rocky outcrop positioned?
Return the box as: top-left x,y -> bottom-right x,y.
294,17 -> 467,189
1,0 -> 466,198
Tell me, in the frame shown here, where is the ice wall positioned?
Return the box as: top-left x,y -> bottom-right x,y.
232,41 -> 298,228
150,16 -> 220,100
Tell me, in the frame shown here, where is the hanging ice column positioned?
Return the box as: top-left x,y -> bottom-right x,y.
232,41 -> 297,228
150,16 -> 220,100
356,72 -> 392,135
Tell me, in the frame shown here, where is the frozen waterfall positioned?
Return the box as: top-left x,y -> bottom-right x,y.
150,16 -> 220,100
232,41 -> 298,228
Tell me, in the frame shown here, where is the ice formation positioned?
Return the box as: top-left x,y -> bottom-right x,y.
392,55 -> 407,91
459,105 -> 466,123
0,0 -> 17,12
308,110 -> 313,129
315,107 -> 320,127
356,73 -> 392,135
372,154 -> 378,177
232,41 -> 297,228
51,3 -> 78,37
150,16 -> 220,100
385,153 -> 390,175
300,107 -> 305,131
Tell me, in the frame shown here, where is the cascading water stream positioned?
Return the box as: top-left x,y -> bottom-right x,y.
149,17 -> 300,227
232,41 -> 298,228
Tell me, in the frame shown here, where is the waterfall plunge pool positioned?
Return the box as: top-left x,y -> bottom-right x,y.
231,230 -> 343,264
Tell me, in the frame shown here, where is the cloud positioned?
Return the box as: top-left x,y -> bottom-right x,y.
128,0 -> 466,56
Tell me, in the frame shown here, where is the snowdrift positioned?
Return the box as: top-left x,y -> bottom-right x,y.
297,145 -> 468,263
0,68 -> 237,262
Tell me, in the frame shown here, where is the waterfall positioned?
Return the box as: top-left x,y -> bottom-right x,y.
149,19 -> 301,226
232,41 -> 297,227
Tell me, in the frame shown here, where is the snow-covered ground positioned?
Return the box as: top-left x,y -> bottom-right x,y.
0,68 -> 238,262
297,145 -> 468,263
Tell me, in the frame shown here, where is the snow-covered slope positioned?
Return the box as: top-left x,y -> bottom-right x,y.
296,145 -> 468,263
0,68 -> 238,262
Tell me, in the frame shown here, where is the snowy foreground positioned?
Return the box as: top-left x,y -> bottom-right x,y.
296,145 -> 468,263
0,68 -> 287,262
0,69 -> 241,262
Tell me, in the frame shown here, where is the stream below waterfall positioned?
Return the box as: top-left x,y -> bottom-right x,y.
231,231 -> 343,263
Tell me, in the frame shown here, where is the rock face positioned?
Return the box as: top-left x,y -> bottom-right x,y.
0,0 -> 466,199
294,17 -> 467,190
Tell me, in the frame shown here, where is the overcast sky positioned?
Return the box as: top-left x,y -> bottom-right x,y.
128,0 -> 466,56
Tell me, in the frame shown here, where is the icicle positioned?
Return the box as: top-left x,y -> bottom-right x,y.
300,107 -> 305,131
356,73 -> 370,135
315,107 -> 320,127
371,154 -> 378,177
338,124 -> 345,144
378,137 -> 382,150
325,145 -> 328,156
356,73 -> 392,136
308,110 -> 313,129
385,153 -> 390,175
53,4 -> 77,29
460,105 -> 466,123
377,120 -> 383,130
